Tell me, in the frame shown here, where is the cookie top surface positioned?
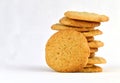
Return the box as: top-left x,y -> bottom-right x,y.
59,17 -> 100,27
64,11 -> 109,22
45,30 -> 90,72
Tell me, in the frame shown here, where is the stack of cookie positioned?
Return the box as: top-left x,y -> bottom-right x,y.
46,11 -> 109,72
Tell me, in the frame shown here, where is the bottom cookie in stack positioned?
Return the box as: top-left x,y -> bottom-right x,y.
80,65 -> 102,72
81,56 -> 106,72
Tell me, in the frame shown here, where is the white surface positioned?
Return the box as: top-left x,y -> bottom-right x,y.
0,0 -> 120,83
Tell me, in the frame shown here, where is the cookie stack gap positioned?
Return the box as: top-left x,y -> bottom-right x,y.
46,11 -> 109,72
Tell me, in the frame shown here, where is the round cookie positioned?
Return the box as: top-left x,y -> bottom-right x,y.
59,17 -> 100,27
45,30 -> 90,72
88,56 -> 107,64
51,23 -> 95,31
64,11 -> 109,22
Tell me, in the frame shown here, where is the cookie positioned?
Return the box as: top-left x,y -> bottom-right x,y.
90,48 -> 98,53
88,56 -> 106,64
82,29 -> 103,37
51,23 -> 95,31
86,37 -> 94,42
59,17 -> 100,27
89,53 -> 95,58
64,11 -> 109,22
88,40 -> 104,48
79,65 -> 102,72
45,30 -> 90,72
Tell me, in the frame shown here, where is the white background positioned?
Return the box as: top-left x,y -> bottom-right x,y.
0,0 -> 120,83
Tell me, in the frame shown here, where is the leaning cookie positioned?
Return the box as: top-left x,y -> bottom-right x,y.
59,17 -> 100,27
45,30 -> 90,72
64,11 -> 109,22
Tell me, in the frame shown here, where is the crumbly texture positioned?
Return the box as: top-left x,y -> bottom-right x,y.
51,23 -> 95,31
59,17 -> 100,27
64,11 -> 109,22
90,48 -> 98,53
79,65 -> 102,72
86,37 -> 94,42
88,40 -> 104,48
82,29 -> 103,37
88,56 -> 107,64
89,53 -> 95,58
45,30 -> 90,72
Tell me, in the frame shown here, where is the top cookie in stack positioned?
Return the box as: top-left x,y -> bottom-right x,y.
52,11 -> 109,31
46,11 -> 109,72
64,11 -> 109,22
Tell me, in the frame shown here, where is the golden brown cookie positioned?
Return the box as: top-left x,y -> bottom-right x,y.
86,37 -> 94,42
89,53 -> 95,58
90,48 -> 98,53
79,65 -> 102,72
59,17 -> 100,27
64,11 -> 109,22
88,40 -> 104,48
82,29 -> 103,37
51,23 -> 95,31
88,56 -> 106,64
45,30 -> 90,72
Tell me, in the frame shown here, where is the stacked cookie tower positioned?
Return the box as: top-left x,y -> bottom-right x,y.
46,11 -> 109,72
